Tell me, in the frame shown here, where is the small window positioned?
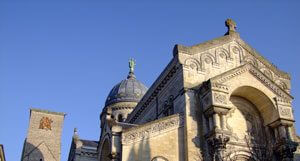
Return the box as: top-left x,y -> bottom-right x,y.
118,114 -> 124,122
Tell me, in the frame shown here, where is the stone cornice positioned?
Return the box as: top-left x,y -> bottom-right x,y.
126,58 -> 180,124
30,108 -> 66,117
122,114 -> 184,144
210,63 -> 293,100
235,39 -> 290,80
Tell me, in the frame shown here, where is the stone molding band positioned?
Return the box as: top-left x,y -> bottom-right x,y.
122,114 -> 184,144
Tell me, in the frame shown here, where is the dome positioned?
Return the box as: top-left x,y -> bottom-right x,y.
105,59 -> 148,107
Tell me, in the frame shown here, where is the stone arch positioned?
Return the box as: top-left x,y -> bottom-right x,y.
229,150 -> 257,161
200,53 -> 216,70
184,58 -> 201,71
118,114 -> 124,122
227,96 -> 265,141
230,86 -> 277,125
230,44 -> 244,61
215,47 -> 231,63
151,156 -> 169,161
99,137 -> 111,161
243,56 -> 258,67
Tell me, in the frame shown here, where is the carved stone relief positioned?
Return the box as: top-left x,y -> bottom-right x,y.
183,41 -> 290,92
278,106 -> 292,118
213,93 -> 227,105
122,114 -> 184,144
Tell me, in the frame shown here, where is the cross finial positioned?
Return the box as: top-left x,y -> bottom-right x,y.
225,18 -> 237,34
128,58 -> 136,79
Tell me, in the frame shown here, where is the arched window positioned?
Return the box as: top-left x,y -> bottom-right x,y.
100,139 -> 110,161
118,114 -> 124,122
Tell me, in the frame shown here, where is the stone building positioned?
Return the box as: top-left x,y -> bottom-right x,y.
68,19 -> 300,161
22,19 -> 300,161
21,109 -> 65,161
0,144 -> 6,161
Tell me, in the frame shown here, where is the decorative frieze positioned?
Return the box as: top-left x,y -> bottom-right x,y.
122,114 -> 184,144
182,41 -> 290,92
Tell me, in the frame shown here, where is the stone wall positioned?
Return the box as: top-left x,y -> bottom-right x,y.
122,114 -> 184,161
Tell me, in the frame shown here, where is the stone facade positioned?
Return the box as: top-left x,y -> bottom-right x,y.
21,108 -> 65,161
18,18 -> 299,161
95,19 -> 300,161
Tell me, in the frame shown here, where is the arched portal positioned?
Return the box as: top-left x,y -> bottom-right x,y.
226,86 -> 276,159
100,139 -> 110,161
230,86 -> 277,125
227,96 -> 264,141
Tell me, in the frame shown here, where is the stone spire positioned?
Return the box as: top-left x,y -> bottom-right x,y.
127,58 -> 136,79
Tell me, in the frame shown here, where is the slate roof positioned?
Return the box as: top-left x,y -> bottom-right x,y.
105,73 -> 148,107
80,139 -> 98,148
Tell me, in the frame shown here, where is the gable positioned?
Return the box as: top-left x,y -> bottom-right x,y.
210,63 -> 292,101
176,33 -> 290,92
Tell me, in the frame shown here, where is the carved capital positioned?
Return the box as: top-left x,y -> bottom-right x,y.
200,81 -> 230,117
207,133 -> 230,161
274,138 -> 298,161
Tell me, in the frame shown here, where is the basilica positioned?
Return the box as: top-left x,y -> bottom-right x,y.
21,19 -> 300,161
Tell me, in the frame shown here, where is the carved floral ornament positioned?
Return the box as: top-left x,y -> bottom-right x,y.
39,117 -> 53,130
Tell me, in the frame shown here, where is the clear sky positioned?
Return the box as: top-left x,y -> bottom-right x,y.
0,1 -> 300,161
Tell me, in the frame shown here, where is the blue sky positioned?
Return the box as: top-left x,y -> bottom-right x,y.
0,1 -> 300,161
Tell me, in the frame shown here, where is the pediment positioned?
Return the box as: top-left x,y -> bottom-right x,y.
209,63 -> 293,100
176,33 -> 290,92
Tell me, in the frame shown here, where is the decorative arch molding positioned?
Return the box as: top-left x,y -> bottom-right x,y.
199,63 -> 298,161
184,58 -> 201,72
99,134 -> 111,161
230,86 -> 277,125
210,63 -> 292,100
151,156 -> 169,161
228,150 -> 257,161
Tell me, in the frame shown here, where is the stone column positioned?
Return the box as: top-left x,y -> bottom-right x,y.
199,82 -> 232,161
272,124 -> 298,161
207,133 -> 230,161
271,98 -> 299,161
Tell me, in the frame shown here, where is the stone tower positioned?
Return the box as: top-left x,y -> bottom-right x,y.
21,108 -> 65,161
98,59 -> 148,161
